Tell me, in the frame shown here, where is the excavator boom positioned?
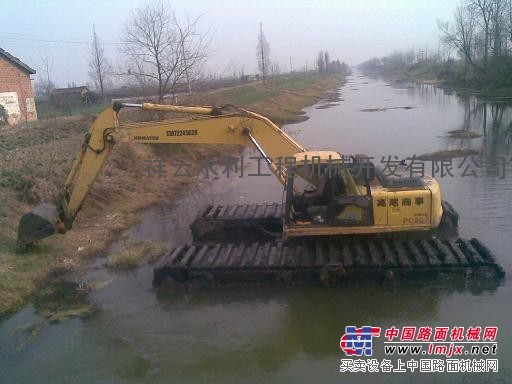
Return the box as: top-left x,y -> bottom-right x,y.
17,102 -> 305,246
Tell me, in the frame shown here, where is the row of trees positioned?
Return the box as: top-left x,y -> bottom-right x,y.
37,1 -> 208,104
38,2 -> 349,102
358,46 -> 452,73
360,0 -> 512,88
439,0 -> 512,75
316,51 -> 350,74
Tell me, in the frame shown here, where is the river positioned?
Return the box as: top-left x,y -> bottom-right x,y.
1,72 -> 511,383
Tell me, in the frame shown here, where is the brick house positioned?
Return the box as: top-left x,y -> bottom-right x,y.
0,48 -> 37,125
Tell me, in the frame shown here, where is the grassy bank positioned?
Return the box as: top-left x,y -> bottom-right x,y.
365,62 -> 512,97
0,72 -> 344,318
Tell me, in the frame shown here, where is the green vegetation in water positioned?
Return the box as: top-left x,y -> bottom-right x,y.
119,356 -> 152,379
105,241 -> 167,270
447,130 -> 482,139
417,148 -> 478,161
360,106 -> 415,112
32,281 -> 95,322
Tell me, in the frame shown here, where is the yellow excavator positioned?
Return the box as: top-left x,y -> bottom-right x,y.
17,101 -> 447,247
19,101 -> 506,285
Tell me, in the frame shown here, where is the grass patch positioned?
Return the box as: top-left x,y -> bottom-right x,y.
105,241 -> 167,270
35,101 -> 109,120
417,148 -> 478,161
217,85 -> 280,105
32,281 -> 95,322
447,130 -> 482,139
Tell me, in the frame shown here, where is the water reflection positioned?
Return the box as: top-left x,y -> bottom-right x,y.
1,72 -> 511,384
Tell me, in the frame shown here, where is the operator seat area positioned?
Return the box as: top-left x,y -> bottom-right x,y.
288,155 -> 375,226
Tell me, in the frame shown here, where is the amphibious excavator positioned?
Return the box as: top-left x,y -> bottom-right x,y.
17,102 -> 503,285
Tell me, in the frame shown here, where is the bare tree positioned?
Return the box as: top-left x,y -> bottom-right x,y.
36,50 -> 55,97
316,51 -> 325,73
256,22 -> 271,84
439,5 -> 485,75
121,1 -> 209,103
490,0 -> 506,57
89,24 -> 111,98
324,51 -> 330,73
468,0 -> 493,66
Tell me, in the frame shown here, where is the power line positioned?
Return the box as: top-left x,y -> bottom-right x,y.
0,33 -> 122,45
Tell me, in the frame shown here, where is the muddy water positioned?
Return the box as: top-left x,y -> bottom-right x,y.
1,73 -> 512,383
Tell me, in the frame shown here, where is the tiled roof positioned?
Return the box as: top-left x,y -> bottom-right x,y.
0,47 -> 36,74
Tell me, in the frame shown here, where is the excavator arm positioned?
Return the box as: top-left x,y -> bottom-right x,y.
17,102 -> 305,246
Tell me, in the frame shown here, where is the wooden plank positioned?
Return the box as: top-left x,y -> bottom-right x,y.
340,243 -> 353,267
240,243 -> 258,267
217,205 -> 229,218
235,204 -> 250,219
227,244 -> 246,268
328,243 -> 341,265
406,242 -> 428,266
314,244 -> 326,267
431,238 -> 458,266
267,244 -> 281,267
212,244 -> 234,268
445,241 -> 468,265
279,245 -> 289,267
353,242 -> 369,267
154,245 -> 184,268
257,243 -> 271,268
380,241 -> 397,267
458,239 -> 484,265
253,204 -> 265,219
304,244 -> 317,267
203,244 -> 222,268
367,241 -> 382,267
286,244 -> 301,268
178,245 -> 197,267
419,240 -> 442,266
469,239 -> 494,263
393,242 -> 411,267
226,205 -> 239,218
189,246 -> 210,268
244,204 -> 258,219
228,205 -> 240,218
252,243 -> 265,268
206,206 -> 217,219
202,205 -> 214,218
271,203 -> 281,218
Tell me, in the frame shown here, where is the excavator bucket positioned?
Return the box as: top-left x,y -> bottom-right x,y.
17,203 -> 59,247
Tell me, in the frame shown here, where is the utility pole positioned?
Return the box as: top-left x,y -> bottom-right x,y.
92,24 -> 105,98
289,56 -> 293,73
260,22 -> 266,84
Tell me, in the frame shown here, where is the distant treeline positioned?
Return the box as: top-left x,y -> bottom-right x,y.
359,0 -> 512,93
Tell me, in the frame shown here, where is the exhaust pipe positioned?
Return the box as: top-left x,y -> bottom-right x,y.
17,203 -> 60,248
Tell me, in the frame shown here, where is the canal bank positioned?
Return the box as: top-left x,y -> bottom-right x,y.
0,73 -> 345,318
1,71 -> 511,383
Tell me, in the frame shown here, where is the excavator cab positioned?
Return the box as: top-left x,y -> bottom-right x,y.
284,151 -> 377,236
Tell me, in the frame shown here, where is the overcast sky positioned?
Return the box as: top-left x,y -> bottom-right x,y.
0,0 -> 460,87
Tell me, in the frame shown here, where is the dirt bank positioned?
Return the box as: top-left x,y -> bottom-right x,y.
0,73 -> 344,318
